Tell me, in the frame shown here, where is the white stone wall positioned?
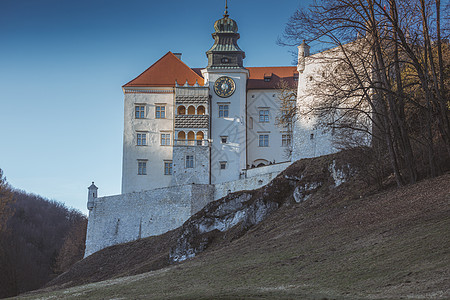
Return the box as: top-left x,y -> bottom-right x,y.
172,144 -> 210,185
85,183 -> 214,257
246,89 -> 291,167
214,161 -> 291,200
190,184 -> 215,215
246,161 -> 292,178
121,89 -> 175,194
85,161 -> 291,257
203,69 -> 249,185
292,49 -> 339,162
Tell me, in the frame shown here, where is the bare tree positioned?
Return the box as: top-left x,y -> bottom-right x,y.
0,169 -> 13,233
0,183 -> 87,298
53,212 -> 87,274
0,169 -> 17,298
276,80 -> 298,159
280,0 -> 450,185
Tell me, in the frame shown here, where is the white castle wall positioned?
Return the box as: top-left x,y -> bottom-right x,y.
246,89 -> 291,166
121,89 -> 175,194
203,69 -> 249,185
85,162 -> 290,257
246,161 -> 291,178
172,144 -> 210,185
292,44 -> 338,162
85,183 -> 214,257
214,161 -> 292,200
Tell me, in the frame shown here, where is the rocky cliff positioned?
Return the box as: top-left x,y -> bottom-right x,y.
169,150 -> 362,263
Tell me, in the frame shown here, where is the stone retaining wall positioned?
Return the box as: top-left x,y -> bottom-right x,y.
85,162 -> 289,257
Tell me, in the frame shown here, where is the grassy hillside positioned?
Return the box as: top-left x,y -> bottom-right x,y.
17,167 -> 450,299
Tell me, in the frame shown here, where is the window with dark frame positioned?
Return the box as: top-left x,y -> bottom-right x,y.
185,155 -> 194,168
138,161 -> 147,175
135,105 -> 145,119
137,133 -> 147,146
220,161 -> 227,170
219,104 -> 229,118
259,110 -> 269,123
259,134 -> 269,147
164,161 -> 173,175
282,134 -> 291,147
156,105 -> 166,119
220,136 -> 228,144
161,133 -> 171,146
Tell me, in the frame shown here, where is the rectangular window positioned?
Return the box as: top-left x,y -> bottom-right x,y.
259,134 -> 269,147
137,161 -> 147,175
282,134 -> 291,147
219,104 -> 229,118
220,136 -> 228,144
156,105 -> 166,119
161,133 -> 171,146
185,155 -> 194,168
137,133 -> 147,146
164,161 -> 173,175
220,161 -> 227,170
135,105 -> 145,119
259,110 -> 269,123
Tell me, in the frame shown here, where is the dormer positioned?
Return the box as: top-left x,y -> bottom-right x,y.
264,73 -> 273,82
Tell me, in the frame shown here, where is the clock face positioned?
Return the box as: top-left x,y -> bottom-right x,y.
214,76 -> 236,98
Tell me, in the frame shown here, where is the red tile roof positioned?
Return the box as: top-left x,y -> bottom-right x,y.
123,52 -> 297,90
123,52 -> 204,87
247,66 -> 298,89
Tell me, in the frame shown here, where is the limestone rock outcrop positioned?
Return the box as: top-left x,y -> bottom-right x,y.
169,192 -> 279,262
169,151 -> 361,263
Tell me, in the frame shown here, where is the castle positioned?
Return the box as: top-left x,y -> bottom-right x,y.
84,6 -> 339,257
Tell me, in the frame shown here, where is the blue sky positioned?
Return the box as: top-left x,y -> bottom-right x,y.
0,0 -> 309,214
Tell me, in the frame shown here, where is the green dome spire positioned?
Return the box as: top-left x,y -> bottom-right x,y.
213,16 -> 238,33
206,0 -> 245,69
213,0 -> 238,33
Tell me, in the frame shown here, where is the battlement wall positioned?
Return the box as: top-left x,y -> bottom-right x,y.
85,184 -> 214,257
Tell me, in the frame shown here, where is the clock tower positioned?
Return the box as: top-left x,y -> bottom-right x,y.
202,3 -> 249,184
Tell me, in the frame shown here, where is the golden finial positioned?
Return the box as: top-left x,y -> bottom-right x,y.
224,0 -> 229,18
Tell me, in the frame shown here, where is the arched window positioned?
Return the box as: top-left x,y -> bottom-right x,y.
187,106 -> 195,115
196,131 -> 204,146
197,105 -> 205,115
177,131 -> 186,145
177,105 -> 186,115
196,131 -> 204,140
187,131 -> 195,145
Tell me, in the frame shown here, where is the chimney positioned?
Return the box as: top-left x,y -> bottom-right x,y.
173,53 -> 182,60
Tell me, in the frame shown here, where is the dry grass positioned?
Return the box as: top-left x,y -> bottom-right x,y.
16,171 -> 450,300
